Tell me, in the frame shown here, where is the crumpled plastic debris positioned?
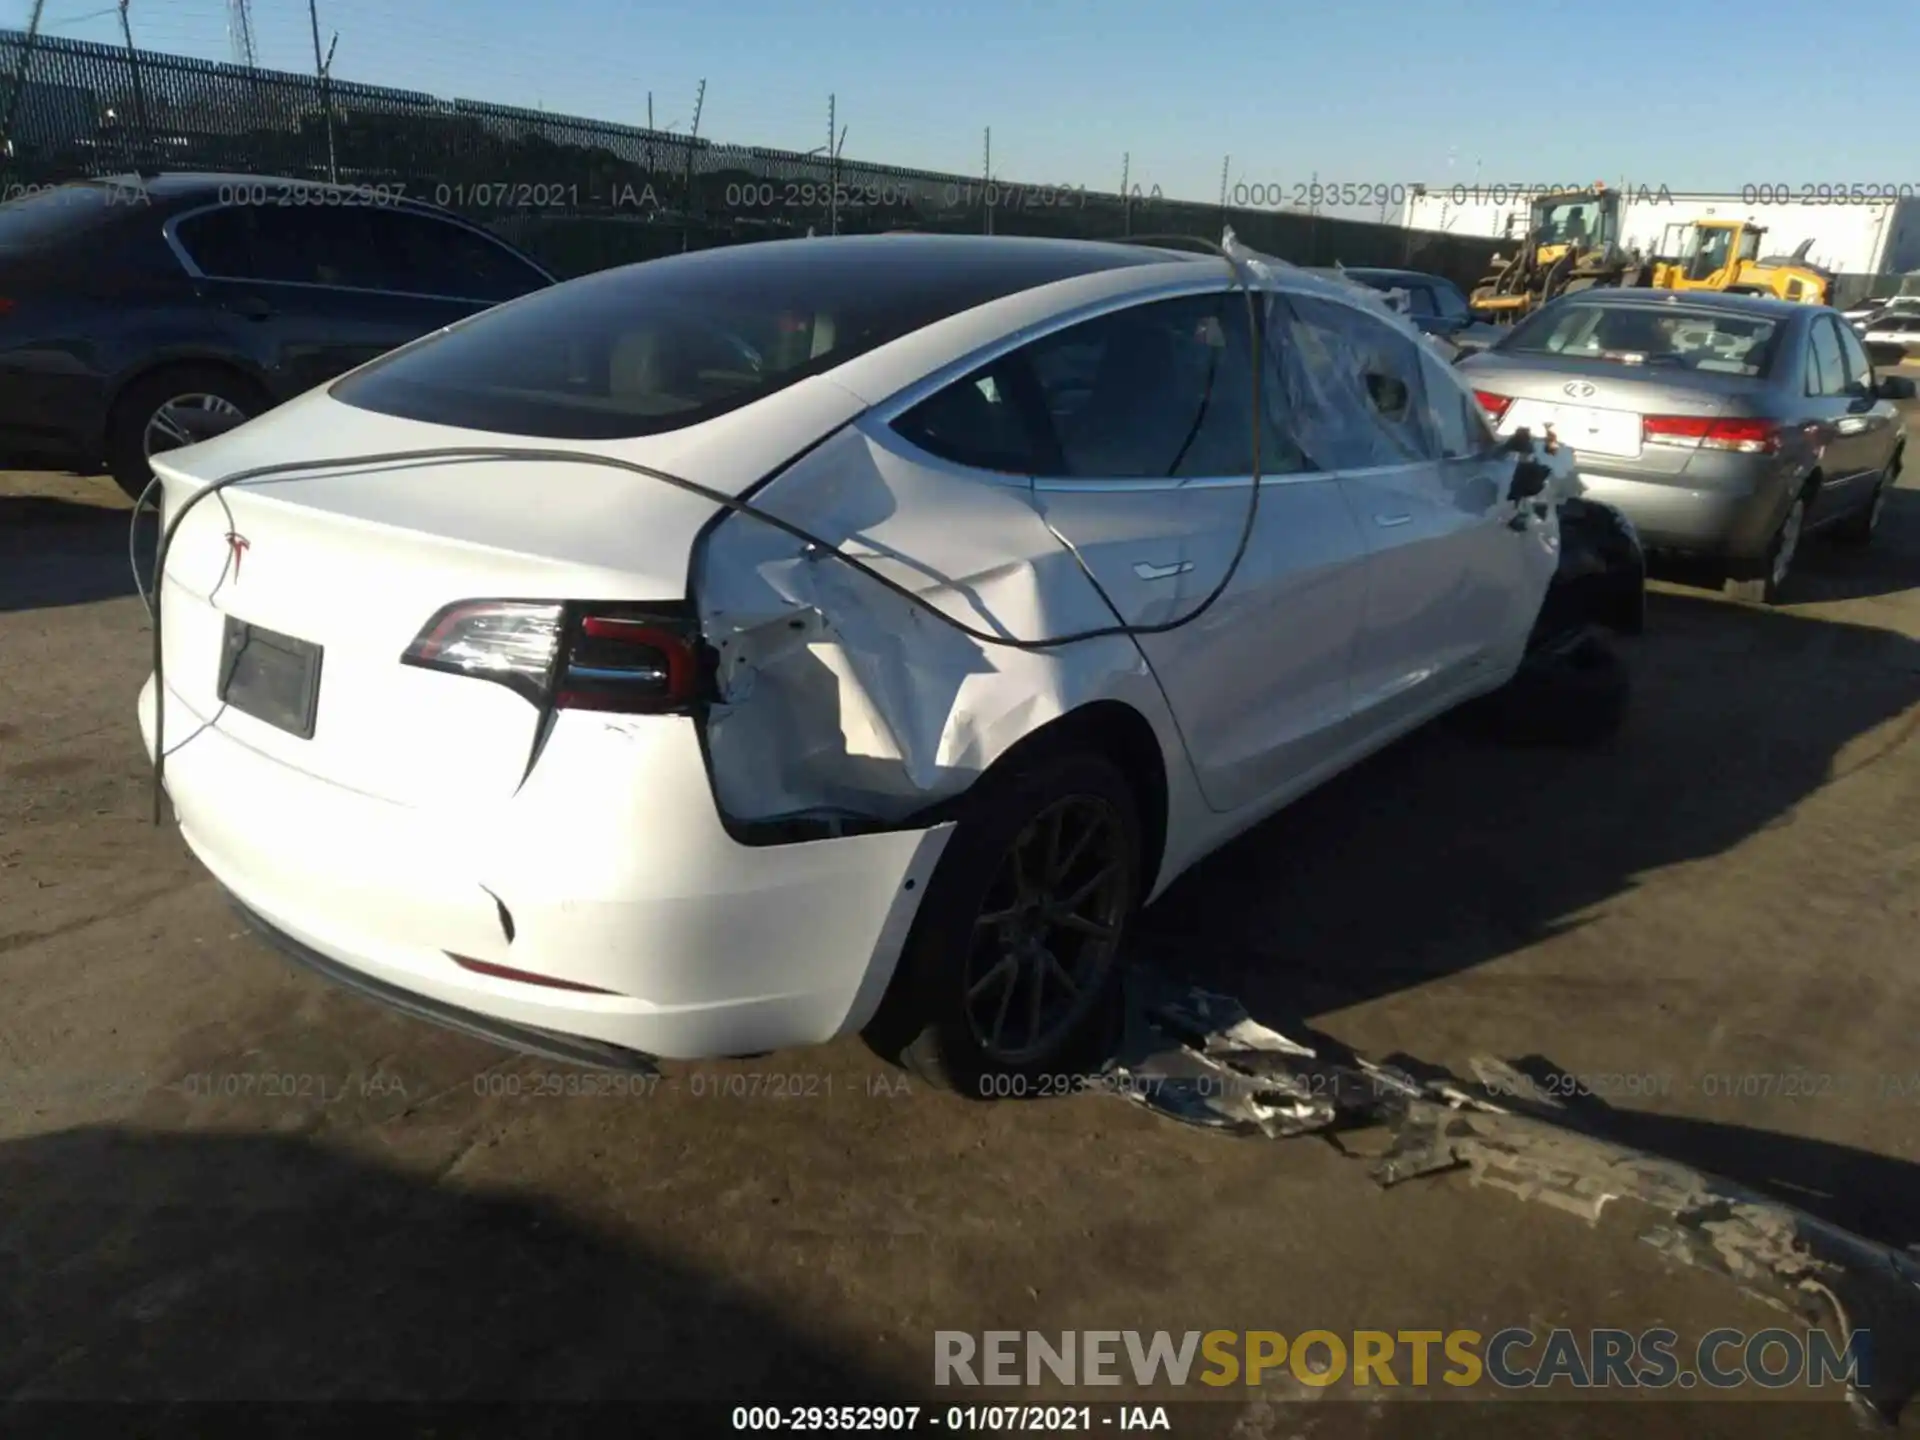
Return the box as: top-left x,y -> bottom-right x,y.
1106,972 -> 1920,1428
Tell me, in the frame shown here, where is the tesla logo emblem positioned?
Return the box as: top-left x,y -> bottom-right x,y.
224,531 -> 250,580
1563,381 -> 1597,399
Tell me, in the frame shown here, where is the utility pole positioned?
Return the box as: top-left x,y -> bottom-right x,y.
227,0 -> 257,67
1,0 -> 48,159
307,0 -> 337,182
679,78 -> 705,252
1218,153 -> 1230,211
827,93 -> 836,235
982,126 -> 991,235
1120,151 -> 1130,236
117,0 -> 149,162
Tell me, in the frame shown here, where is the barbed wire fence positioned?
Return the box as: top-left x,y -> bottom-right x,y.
0,26 -> 1506,287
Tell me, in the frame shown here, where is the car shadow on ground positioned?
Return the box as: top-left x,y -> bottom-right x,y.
1644,486 -> 1920,605
1133,587 -> 1920,1017
0,496 -> 147,613
1127,579 -> 1920,1252
0,1126 -> 912,1429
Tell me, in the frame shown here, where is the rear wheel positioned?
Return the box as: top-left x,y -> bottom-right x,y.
1723,492 -> 1806,604
864,752 -> 1141,1097
1831,454 -> 1899,547
106,365 -> 268,503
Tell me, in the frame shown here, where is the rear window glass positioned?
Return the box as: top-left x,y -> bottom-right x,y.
1499,302 -> 1779,376
331,238 -> 1156,439
0,181 -> 148,250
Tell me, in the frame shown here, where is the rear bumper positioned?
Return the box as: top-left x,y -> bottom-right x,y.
1572,466 -> 1786,560
140,677 -> 954,1062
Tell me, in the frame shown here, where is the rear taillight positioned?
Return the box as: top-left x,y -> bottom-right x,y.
1473,390 -> 1513,423
401,600 -> 705,713
1642,415 -> 1781,455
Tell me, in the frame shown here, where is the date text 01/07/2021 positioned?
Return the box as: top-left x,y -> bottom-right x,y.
730,1403 -> 1173,1432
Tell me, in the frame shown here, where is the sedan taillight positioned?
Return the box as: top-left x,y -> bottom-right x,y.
1642,415 -> 1782,455
401,600 -> 706,713
1473,389 -> 1513,424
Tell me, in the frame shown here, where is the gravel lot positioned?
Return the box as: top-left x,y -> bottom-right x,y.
3,442 -> 1919,1437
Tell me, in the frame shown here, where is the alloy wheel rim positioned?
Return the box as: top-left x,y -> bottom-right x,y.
144,393 -> 245,459
1772,500 -> 1804,589
961,795 -> 1130,1066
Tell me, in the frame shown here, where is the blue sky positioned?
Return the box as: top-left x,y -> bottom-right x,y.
16,0 -> 1920,207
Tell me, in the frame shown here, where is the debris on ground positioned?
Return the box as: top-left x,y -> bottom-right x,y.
1107,973 -> 1920,1428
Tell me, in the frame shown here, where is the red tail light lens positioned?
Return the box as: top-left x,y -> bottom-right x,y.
1642,415 -> 1781,454
401,600 -> 705,713
1473,390 -> 1513,423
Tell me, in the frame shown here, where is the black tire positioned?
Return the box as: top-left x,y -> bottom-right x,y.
863,752 -> 1142,1097
1723,490 -> 1808,604
1831,453 -> 1900,547
106,364 -> 269,503
1463,628 -> 1630,747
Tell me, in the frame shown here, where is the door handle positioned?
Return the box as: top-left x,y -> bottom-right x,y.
1132,560 -> 1193,581
1374,513 -> 1413,528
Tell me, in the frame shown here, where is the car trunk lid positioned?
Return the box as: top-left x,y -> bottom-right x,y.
1463,353 -> 1767,477
148,386 -> 854,809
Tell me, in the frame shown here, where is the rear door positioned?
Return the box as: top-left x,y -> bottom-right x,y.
921,287 -> 1372,812
1803,313 -> 1874,518
1271,290 -> 1539,730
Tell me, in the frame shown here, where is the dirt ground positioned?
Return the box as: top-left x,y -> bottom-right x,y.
4,441 -> 1919,1438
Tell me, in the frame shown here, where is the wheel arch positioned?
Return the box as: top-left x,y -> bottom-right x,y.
102,353 -> 276,440
966,698 -> 1171,898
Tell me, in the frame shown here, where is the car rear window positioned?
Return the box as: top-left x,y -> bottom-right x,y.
331,237 -> 1153,439
1499,302 -> 1779,376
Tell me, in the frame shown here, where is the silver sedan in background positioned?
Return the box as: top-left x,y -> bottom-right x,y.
1460,291 -> 1912,603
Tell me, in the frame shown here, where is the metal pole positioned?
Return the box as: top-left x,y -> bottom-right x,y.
679,78 -> 704,252
1,0 -> 48,159
307,0 -> 336,182
982,126 -> 991,235
827,93 -> 836,236
117,0 -> 149,164
1120,152 -> 1130,237
1218,153 -> 1230,224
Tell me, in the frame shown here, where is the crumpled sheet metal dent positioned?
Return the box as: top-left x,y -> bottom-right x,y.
1111,978 -> 1920,1426
695,424 -> 1150,825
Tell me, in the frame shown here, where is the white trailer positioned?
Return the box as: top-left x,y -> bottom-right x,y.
1399,186 -> 1920,278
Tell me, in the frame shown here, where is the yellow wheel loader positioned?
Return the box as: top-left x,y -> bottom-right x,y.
1648,219 -> 1831,305
1469,185 -> 1653,324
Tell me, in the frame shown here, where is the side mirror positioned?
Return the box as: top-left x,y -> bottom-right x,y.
1877,374 -> 1917,401
1508,457 -> 1552,503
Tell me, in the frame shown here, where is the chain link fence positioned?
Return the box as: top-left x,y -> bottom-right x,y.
0,29 -> 1503,288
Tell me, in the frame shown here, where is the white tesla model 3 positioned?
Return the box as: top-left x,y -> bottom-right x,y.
137,232 -> 1575,1092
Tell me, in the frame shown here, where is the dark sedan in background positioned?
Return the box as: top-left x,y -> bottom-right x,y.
0,173 -> 554,498
1317,265 -> 1506,356
1461,290 -> 1911,603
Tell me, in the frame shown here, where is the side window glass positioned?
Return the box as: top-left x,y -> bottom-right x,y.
1808,318 -> 1847,398
174,207 -> 255,279
246,205 -> 388,288
1418,348 -> 1499,459
1432,282 -> 1472,322
1403,285 -> 1438,318
892,358 -> 1047,475
1021,293 -> 1265,479
1834,320 -> 1874,393
1268,292 -> 1439,468
368,211 -> 550,301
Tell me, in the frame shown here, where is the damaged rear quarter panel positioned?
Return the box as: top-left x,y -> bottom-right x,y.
692,421 -> 1203,881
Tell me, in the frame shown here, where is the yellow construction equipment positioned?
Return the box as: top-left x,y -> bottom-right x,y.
1470,184 -> 1653,324
1648,219 -> 1831,305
